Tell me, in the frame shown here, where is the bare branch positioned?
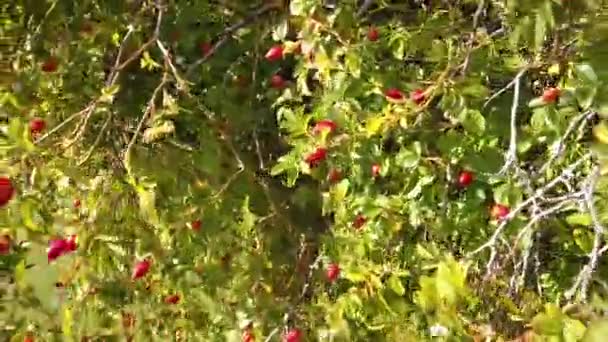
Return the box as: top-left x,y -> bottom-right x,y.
499,72 -> 523,175
535,111 -> 595,178
566,165 -> 605,301
482,68 -> 528,109
186,4 -> 276,76
468,153 -> 591,276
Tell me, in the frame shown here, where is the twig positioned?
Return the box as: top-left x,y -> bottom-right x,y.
34,104 -> 95,144
124,72 -> 168,162
468,153 -> 591,276
186,4 -> 276,76
482,68 -> 528,109
460,0 -> 485,74
566,165 -> 605,301
535,111 -> 595,177
356,0 -> 375,17
498,72 -> 523,175
264,327 -> 280,342
77,113 -> 112,166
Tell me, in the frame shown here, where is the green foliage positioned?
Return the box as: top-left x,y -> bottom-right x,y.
2,0 -> 608,341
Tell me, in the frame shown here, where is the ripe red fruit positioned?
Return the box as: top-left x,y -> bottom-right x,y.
200,42 -> 212,57
542,87 -> 560,104
457,171 -> 474,187
367,26 -> 379,41
41,57 -> 58,73
0,235 -> 11,255
270,74 -> 286,89
47,239 -> 69,263
353,214 -> 366,229
385,88 -> 404,101
326,262 -> 340,282
191,219 -> 202,231
371,163 -> 381,178
164,294 -> 180,304
283,328 -> 302,342
265,45 -> 284,62
491,204 -> 510,220
0,176 -> 15,207
29,118 -> 46,135
24,335 -> 34,342
411,89 -> 426,105
242,330 -> 255,342
132,259 -> 151,280
327,168 -> 342,183
73,199 -> 81,208
66,235 -> 77,252
305,147 -> 328,168
312,119 -> 337,135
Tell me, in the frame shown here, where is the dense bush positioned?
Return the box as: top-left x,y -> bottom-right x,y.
2,0 -> 608,341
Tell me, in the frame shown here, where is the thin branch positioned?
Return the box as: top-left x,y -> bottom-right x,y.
499,71 -> 523,175
77,113 -> 112,166
566,165 -> 605,301
535,111 -> 595,178
483,68 -> 528,109
186,4 -> 276,76
356,0 -> 375,17
124,72 -> 168,163
468,153 -> 591,275
461,0 -> 486,74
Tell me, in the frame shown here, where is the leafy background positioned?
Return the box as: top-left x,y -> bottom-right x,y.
2,0 -> 608,341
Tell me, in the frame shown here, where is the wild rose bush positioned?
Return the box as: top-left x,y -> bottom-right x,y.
2,0 -> 608,341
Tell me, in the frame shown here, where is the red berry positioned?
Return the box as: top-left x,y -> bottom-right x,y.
327,168 -> 342,183
353,214 -> 366,230
270,74 -> 286,89
132,259 -> 151,280
73,199 -> 81,208
191,219 -> 202,231
283,328 -> 301,342
411,89 -> 426,105
542,87 -> 560,103
29,118 -> 46,134
385,88 -> 404,101
265,45 -> 284,62
305,147 -> 328,168
491,204 -> 510,220
0,176 -> 15,207
66,235 -> 77,252
371,163 -> 381,178
200,42 -> 212,57
0,235 -> 11,255
312,119 -> 337,135
367,26 -> 379,41
164,294 -> 180,304
326,262 -> 340,282
41,57 -> 58,73
47,239 -> 69,263
242,330 -> 255,342
457,171 -> 474,187
24,335 -> 35,342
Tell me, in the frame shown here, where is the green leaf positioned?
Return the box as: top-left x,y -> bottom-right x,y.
573,228 -> 594,253
458,109 -> 486,135
575,63 -> 599,86
566,213 -> 592,226
387,275 -> 405,296
531,313 -> 564,336
583,319 -> 608,342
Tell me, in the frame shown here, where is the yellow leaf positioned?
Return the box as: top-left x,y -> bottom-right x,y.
366,116 -> 386,137
593,122 -> 608,144
547,63 -> 560,76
